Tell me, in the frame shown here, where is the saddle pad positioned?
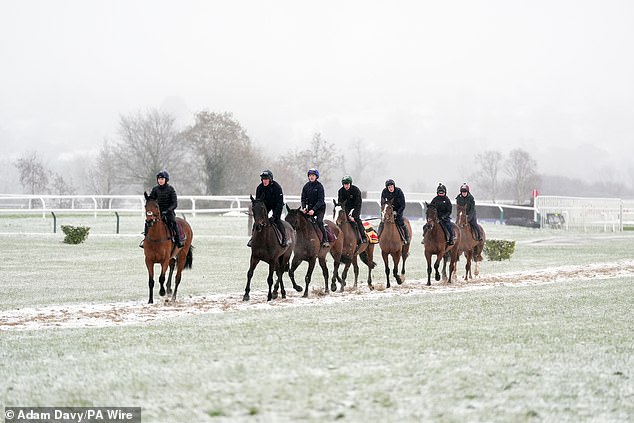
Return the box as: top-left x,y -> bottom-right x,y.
362,221 -> 379,244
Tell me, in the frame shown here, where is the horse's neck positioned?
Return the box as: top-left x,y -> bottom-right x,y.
148,221 -> 170,237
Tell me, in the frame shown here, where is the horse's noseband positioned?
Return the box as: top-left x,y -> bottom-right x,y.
146,209 -> 160,226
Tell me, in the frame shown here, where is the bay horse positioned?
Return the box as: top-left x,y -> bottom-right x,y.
332,200 -> 376,291
284,205 -> 343,297
455,204 -> 486,280
243,195 -> 299,302
422,202 -> 461,285
378,200 -> 412,288
143,192 -> 193,304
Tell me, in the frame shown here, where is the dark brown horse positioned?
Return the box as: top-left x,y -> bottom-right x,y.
143,192 -> 193,304
455,204 -> 486,280
378,200 -> 412,288
422,202 -> 461,285
243,196 -> 299,301
284,205 -> 343,297
332,200 -> 376,291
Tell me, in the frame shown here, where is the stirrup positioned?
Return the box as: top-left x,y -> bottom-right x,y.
139,240 -> 144,248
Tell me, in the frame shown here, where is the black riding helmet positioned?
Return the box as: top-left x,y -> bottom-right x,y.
385,179 -> 395,187
156,170 -> 170,182
437,183 -> 447,194
260,170 -> 273,180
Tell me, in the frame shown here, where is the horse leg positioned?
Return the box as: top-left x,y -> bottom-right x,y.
288,256 -> 304,293
393,254 -> 403,285
434,254 -> 442,282
382,251 -> 391,288
145,260 -> 155,304
400,253 -> 407,282
319,256 -> 330,294
276,260 -> 287,299
464,251 -> 472,281
171,255 -> 186,302
158,261 -> 168,297
331,260 -> 340,292
303,258 -> 317,298
441,251 -> 449,281
244,256 -> 259,301
266,263 -> 275,301
166,257 -> 176,295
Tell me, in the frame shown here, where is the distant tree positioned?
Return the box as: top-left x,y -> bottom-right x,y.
85,140 -> 118,204
182,111 -> 263,195
473,150 -> 503,202
14,151 -> 49,194
279,132 -> 344,194
112,109 -> 185,192
504,148 -> 538,204
50,172 -> 76,207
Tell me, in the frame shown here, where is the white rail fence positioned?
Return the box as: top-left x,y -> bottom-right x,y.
1,194 -> 632,233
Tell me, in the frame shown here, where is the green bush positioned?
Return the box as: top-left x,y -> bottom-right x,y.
483,239 -> 516,261
61,225 -> 90,244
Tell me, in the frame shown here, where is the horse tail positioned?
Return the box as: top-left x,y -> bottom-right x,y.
185,245 -> 194,269
359,251 -> 376,269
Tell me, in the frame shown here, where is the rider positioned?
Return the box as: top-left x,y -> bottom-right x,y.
337,175 -> 368,244
301,168 -> 330,248
248,169 -> 288,247
380,179 -> 409,244
455,183 -> 482,241
142,170 -> 183,248
430,183 -> 454,245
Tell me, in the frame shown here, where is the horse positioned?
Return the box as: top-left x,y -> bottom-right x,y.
332,200 -> 376,291
243,195 -> 299,302
455,204 -> 486,281
284,205 -> 343,297
378,200 -> 412,288
422,202 -> 461,286
143,192 -> 193,304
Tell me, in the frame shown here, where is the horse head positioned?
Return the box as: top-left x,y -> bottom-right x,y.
284,204 -> 303,230
250,195 -> 270,231
381,199 -> 395,224
333,200 -> 348,226
423,202 -> 439,235
144,194 -> 161,228
456,204 -> 468,228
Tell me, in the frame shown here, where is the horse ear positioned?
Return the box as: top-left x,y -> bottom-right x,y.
144,191 -> 149,201
285,203 -> 290,212
250,194 -> 255,202
424,201 -> 429,207
333,199 -> 337,207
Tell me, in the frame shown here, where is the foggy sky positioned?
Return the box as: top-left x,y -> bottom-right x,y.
1,0 -> 634,191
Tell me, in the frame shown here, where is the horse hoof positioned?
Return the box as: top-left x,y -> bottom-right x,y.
368,284 -> 374,291
331,283 -> 337,292
159,288 -> 166,296
281,292 -> 286,299
272,292 -> 278,299
426,281 -> 431,286
294,286 -> 303,293
435,275 -> 440,281
243,294 -> 250,301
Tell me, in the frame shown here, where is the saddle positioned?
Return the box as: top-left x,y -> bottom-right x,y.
309,219 -> 337,243
271,219 -> 285,246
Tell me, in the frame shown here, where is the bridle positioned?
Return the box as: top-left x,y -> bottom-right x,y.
252,201 -> 271,232
382,203 -> 395,224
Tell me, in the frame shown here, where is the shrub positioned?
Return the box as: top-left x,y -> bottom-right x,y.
483,239 -> 516,261
61,225 -> 90,244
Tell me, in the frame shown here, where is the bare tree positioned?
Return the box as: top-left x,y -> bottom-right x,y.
279,132 -> 344,194
473,150 -> 503,202
112,109 -> 185,192
504,148 -> 538,204
14,151 -> 49,194
182,111 -> 263,195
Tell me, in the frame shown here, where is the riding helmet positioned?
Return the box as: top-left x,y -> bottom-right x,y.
385,179 -> 395,187
307,168 -> 320,179
437,183 -> 447,194
260,169 -> 274,180
460,183 -> 470,193
341,175 -> 353,185
156,170 -> 170,181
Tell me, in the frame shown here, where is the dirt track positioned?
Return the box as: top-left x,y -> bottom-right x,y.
3,260 -> 634,331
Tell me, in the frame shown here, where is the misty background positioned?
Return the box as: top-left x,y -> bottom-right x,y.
2,1 -> 634,200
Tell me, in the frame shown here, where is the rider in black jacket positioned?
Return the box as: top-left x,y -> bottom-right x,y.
301,168 -> 329,247
430,183 -> 454,245
337,175 -> 368,244
380,179 -> 409,244
249,169 -> 288,247
142,170 -> 183,248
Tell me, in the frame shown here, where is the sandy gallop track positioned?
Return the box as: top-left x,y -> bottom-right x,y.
3,260 -> 634,331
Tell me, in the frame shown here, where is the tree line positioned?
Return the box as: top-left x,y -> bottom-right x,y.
14,107 -> 553,205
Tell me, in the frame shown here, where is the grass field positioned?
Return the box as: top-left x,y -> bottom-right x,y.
1,215 -> 633,422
